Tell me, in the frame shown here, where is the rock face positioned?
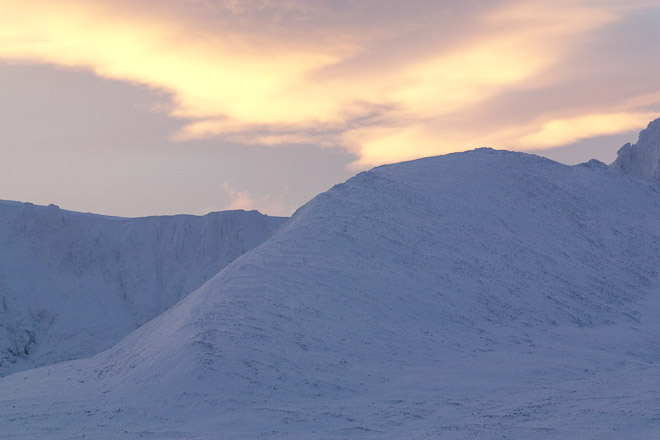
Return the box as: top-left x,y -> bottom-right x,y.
610,118 -> 660,180
1,148 -> 659,439
0,202 -> 286,375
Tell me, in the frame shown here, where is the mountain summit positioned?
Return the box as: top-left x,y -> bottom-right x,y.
610,117 -> 660,180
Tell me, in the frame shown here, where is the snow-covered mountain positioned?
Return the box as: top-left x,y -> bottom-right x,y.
0,202 -> 286,376
1,142 -> 660,438
611,118 -> 660,180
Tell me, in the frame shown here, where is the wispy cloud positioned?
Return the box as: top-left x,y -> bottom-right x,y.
519,112 -> 660,148
1,0 -> 659,167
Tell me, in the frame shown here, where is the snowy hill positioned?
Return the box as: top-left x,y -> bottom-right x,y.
1,148 -> 660,439
611,117 -> 660,180
0,202 -> 286,376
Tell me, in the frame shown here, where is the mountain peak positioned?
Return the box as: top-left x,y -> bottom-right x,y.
610,118 -> 660,180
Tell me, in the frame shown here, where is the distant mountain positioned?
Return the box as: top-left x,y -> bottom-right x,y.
0,202 -> 286,376
1,140 -> 660,438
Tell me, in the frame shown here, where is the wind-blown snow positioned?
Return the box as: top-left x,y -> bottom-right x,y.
1,148 -> 659,439
0,202 -> 285,376
611,117 -> 660,180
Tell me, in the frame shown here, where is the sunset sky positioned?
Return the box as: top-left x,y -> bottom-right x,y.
1,0 -> 659,217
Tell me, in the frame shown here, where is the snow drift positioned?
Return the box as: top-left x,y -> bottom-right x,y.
1,148 -> 659,439
0,202 -> 285,376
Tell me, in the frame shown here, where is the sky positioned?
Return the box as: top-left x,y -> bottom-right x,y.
1,0 -> 659,217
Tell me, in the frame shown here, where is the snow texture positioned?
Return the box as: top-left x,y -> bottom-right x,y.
611,117 -> 660,180
0,202 -> 285,376
1,148 -> 660,439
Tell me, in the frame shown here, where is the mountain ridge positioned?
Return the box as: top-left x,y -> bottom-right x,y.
0,201 -> 286,376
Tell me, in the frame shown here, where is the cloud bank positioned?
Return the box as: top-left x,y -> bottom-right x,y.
1,0 -> 659,167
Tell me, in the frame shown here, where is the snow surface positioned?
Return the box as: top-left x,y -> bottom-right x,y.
611,117 -> 660,180
1,148 -> 660,439
0,202 -> 285,376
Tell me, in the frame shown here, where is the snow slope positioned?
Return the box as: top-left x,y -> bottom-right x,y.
1,149 -> 660,439
0,202 -> 286,376
611,117 -> 660,180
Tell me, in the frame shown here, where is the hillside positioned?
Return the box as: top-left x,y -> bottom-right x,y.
1,148 -> 659,439
0,202 -> 286,376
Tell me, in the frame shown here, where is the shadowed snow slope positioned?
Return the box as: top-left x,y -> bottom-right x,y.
1,149 -> 660,439
0,203 -> 286,375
